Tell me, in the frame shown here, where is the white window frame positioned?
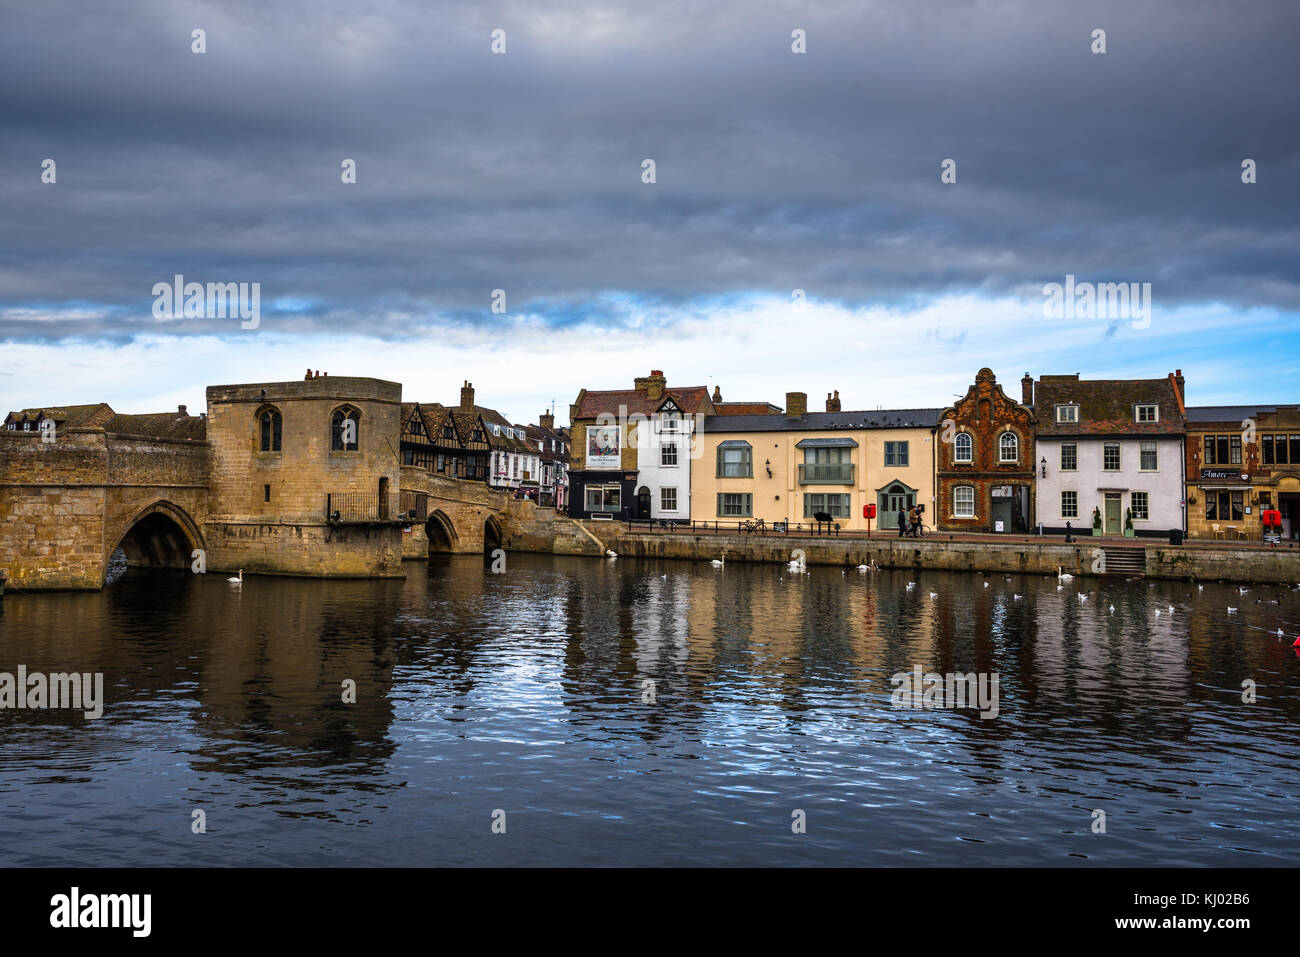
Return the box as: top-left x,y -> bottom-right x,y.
953,485 -> 975,518
1061,490 -> 1078,519
1055,404 -> 1079,424
1060,442 -> 1078,471
954,432 -> 973,464
1139,441 -> 1158,472
1103,442 -> 1121,471
999,432 -> 1019,463
661,442 -> 678,467
1130,491 -> 1150,521
1135,404 -> 1159,423
660,487 -> 677,512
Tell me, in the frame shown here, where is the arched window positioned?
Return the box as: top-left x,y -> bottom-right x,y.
259,408 -> 282,452
954,432 -> 973,463
999,431 -> 1019,463
332,406 -> 360,451
954,485 -> 975,518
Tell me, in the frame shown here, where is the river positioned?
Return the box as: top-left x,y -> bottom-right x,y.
1,554 -> 1297,866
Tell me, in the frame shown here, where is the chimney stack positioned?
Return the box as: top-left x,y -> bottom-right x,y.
1174,369 -> 1185,403
634,370 -> 667,401
178,404 -> 187,415
539,411 -> 554,431
785,391 -> 808,418
712,385 -> 722,403
460,380 -> 475,411
826,390 -> 841,412
1021,373 -> 1034,407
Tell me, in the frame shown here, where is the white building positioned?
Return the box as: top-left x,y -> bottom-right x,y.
1031,373 -> 1186,536
634,396 -> 696,521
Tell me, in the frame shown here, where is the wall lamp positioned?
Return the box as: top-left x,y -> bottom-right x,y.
765,459 -> 772,478
1040,456 -> 1047,478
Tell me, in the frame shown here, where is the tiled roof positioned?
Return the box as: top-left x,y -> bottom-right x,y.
1034,376 -> 1184,436
713,401 -> 783,416
573,387 -> 710,419
702,408 -> 943,432
5,403 -> 116,428
105,411 -> 206,441
1184,404 -> 1279,423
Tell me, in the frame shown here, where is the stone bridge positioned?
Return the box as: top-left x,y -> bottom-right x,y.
0,427 -> 211,590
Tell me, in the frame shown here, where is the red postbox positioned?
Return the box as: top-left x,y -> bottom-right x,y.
864,503 -> 876,519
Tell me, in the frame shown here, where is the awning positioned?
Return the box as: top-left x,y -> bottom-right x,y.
795,437 -> 859,448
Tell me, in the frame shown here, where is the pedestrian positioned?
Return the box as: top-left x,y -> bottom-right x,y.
896,506 -> 907,538
908,505 -> 920,538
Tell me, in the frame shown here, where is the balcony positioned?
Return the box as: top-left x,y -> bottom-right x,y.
326,492 -> 402,523
798,463 -> 855,484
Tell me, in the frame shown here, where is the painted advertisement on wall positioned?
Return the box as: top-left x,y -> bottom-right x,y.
586,425 -> 621,469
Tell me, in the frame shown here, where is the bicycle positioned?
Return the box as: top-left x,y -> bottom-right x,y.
742,519 -> 769,536
905,523 -> 931,538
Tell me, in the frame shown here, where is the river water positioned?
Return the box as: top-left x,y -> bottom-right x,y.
1,553 -> 1298,866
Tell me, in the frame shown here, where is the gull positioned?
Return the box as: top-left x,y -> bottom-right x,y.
1109,604 -> 1116,614
1227,607 -> 1238,614
983,581 -> 990,588
1238,586 -> 1250,595
906,581 -> 916,590
1013,594 -> 1022,601
1056,584 -> 1064,591
1077,593 -> 1088,602
929,592 -> 938,599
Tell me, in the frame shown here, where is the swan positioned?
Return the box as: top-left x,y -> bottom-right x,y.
606,550 -> 618,559
906,581 -> 916,590
1168,605 -> 1175,613
983,581 -> 989,588
1077,593 -> 1088,602
857,564 -> 870,572
1109,604 -> 1115,614
787,555 -> 805,572
1057,566 -> 1074,581
1154,610 -> 1161,618
1198,584 -> 1204,592
1227,607 -> 1238,614
710,555 -> 725,567
227,569 -> 243,584
1238,586 -> 1249,595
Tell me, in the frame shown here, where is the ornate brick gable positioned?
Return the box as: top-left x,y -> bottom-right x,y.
936,368 -> 1037,531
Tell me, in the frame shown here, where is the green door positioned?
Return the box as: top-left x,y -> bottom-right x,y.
880,486 -> 915,528
1104,493 -> 1122,534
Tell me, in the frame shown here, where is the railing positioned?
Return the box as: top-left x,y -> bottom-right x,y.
326,492 -> 400,522
798,463 -> 855,484
622,518 -> 843,536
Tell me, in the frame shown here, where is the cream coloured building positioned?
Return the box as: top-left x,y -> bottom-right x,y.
692,392 -> 941,530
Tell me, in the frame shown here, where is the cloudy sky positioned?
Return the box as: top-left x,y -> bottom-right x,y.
2,0 -> 1297,421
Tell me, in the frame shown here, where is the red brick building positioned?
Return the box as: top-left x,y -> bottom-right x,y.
936,368 -> 1037,532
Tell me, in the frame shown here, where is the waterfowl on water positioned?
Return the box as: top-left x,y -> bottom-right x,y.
228,569 -> 243,584
1057,567 -> 1074,581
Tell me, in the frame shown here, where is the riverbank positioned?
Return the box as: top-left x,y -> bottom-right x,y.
585,524 -> 1300,584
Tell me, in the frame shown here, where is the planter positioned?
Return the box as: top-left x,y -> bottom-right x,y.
1092,526 -> 1103,537
1124,528 -> 1136,538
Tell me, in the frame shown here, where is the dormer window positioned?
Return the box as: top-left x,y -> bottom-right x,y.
1135,404 -> 1159,423
1055,404 -> 1079,424
492,425 -> 500,436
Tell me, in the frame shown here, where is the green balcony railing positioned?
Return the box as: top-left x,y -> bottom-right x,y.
798,463 -> 855,484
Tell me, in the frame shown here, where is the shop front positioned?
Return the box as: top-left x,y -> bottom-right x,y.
568,470 -> 639,521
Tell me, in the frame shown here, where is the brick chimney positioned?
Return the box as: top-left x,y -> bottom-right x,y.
786,391 -> 807,418
634,370 -> 667,401
1174,369 -> 1185,402
539,411 -> 554,431
1021,373 -> 1034,407
712,385 -> 722,403
826,390 -> 841,412
178,404 -> 187,415
460,380 -> 475,411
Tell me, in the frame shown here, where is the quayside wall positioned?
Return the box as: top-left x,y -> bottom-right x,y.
590,527 -> 1300,585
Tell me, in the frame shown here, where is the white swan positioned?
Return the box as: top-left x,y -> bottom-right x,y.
711,555 -> 725,567
228,569 -> 243,584
1154,610 -> 1161,618
1057,566 -> 1074,581
1198,584 -> 1204,592
1109,604 -> 1115,613
606,550 -> 618,559
1238,586 -> 1249,595
787,555 -> 805,571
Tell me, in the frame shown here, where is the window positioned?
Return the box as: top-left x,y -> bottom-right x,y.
661,487 -> 677,511
1291,434 -> 1300,464
1135,404 -> 1159,423
717,442 -> 753,478
1204,434 -> 1243,466
1055,405 -> 1078,423
410,418 -> 422,435
437,454 -> 446,473
884,441 -> 909,466
472,429 -> 484,442
584,484 -> 621,513
661,442 -> 678,467
1131,491 -> 1149,520
1140,441 -> 1158,471
717,492 -> 752,517
1061,490 -> 1078,519
954,432 -> 972,463
402,448 -> 414,465
1060,443 -> 1077,471
953,486 -> 975,518
804,493 -> 851,518
492,425 -> 500,436
263,484 -> 271,503
259,409 -> 282,452
443,425 -> 454,439
660,413 -> 678,432
999,432 -> 1019,463
1103,442 -> 1120,471
331,406 -> 359,451
1205,490 -> 1245,522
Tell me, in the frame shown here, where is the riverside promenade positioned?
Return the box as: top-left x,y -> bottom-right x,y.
588,521 -> 1300,584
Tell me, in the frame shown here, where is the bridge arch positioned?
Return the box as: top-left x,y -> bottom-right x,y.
483,515 -> 503,553
108,500 -> 205,581
426,509 -> 459,553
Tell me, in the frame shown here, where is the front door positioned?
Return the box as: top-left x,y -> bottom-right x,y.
636,486 -> 651,520
880,486 -> 914,528
1104,493 -> 1122,534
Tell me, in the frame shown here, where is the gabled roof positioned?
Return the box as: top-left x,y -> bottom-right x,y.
5,403 -> 116,428
1034,375 -> 1184,436
573,386 -> 711,420
105,411 -> 205,441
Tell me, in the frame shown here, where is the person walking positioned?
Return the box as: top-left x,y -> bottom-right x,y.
908,505 -> 921,538
896,506 -> 908,538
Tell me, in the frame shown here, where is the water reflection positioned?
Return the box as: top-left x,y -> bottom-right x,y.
0,554 -> 1296,866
